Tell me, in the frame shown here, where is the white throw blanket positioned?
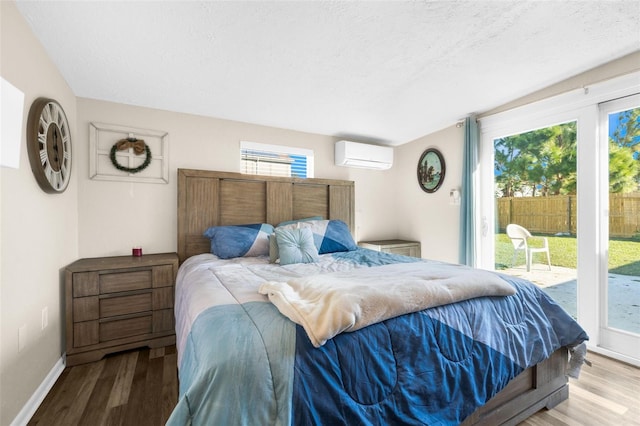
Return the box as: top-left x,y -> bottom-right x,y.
258,262 -> 515,347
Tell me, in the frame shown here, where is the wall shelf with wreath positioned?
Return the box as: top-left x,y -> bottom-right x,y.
89,122 -> 169,184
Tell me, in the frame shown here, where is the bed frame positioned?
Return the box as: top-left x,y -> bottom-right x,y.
176,168 -> 569,425
177,168 -> 355,263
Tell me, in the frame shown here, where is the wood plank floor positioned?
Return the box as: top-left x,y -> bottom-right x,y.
28,346 -> 178,426
29,347 -> 639,425
520,351 -> 640,426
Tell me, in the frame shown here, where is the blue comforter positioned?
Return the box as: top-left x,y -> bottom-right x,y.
168,250 -> 587,425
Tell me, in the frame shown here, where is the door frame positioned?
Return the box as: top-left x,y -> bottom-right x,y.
478,71 -> 640,365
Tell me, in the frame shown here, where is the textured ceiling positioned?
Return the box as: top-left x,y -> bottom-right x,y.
15,1 -> 640,145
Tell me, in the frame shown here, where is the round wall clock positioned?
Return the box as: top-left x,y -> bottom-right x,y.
27,98 -> 72,193
417,148 -> 445,193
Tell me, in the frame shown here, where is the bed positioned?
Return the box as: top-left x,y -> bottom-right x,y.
168,169 -> 588,426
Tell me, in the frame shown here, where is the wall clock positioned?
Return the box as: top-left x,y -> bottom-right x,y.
26,98 -> 72,193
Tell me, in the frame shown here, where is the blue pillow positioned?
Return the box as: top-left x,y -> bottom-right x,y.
271,217 -> 324,262
203,223 -> 274,259
278,219 -> 357,254
275,227 -> 319,265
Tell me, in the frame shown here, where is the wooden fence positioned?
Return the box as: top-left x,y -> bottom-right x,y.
497,192 -> 640,238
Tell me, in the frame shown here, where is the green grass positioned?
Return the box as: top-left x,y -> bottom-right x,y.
495,233 -> 640,276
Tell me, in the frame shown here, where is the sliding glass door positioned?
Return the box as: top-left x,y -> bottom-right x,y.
478,73 -> 640,365
598,95 -> 640,361
492,122 -> 578,318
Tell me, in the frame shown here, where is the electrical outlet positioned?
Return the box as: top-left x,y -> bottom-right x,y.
42,306 -> 48,330
19,324 -> 27,352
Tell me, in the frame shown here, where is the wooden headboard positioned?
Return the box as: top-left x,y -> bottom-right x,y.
177,169 -> 355,263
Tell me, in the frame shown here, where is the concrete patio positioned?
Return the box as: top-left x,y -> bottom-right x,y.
500,264 -> 640,334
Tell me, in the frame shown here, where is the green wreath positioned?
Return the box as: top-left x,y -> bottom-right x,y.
110,142 -> 152,174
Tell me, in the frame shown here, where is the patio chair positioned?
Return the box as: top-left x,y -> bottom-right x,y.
506,224 -> 551,272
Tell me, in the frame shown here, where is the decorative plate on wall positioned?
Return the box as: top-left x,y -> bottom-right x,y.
417,148 -> 445,193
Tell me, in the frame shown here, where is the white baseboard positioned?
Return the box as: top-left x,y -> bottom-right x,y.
10,355 -> 65,426
587,344 -> 640,367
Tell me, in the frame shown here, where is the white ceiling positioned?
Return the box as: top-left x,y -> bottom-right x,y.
15,1 -> 640,146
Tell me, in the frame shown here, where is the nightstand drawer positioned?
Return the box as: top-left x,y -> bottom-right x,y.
152,265 -> 174,288
387,246 -> 416,257
100,313 -> 152,342
73,272 -> 99,297
100,270 -> 152,294
74,321 -> 99,347
73,297 -> 99,322
153,309 -> 174,333
153,287 -> 173,310
100,292 -> 152,318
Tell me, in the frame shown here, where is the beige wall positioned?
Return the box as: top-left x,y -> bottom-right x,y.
74,99 -> 403,258
75,98 -> 464,265
396,125 -> 464,262
1,2 -> 78,424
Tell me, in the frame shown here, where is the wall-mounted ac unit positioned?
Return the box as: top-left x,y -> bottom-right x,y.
334,140 -> 393,170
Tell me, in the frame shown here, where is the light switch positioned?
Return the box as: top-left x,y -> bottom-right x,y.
450,188 -> 461,205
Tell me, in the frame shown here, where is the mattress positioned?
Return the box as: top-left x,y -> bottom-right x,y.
167,249 -> 588,425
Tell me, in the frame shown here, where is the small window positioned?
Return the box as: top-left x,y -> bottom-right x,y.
240,141 -> 314,178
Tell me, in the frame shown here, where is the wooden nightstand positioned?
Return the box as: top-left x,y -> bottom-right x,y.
358,239 -> 422,258
64,252 -> 178,366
